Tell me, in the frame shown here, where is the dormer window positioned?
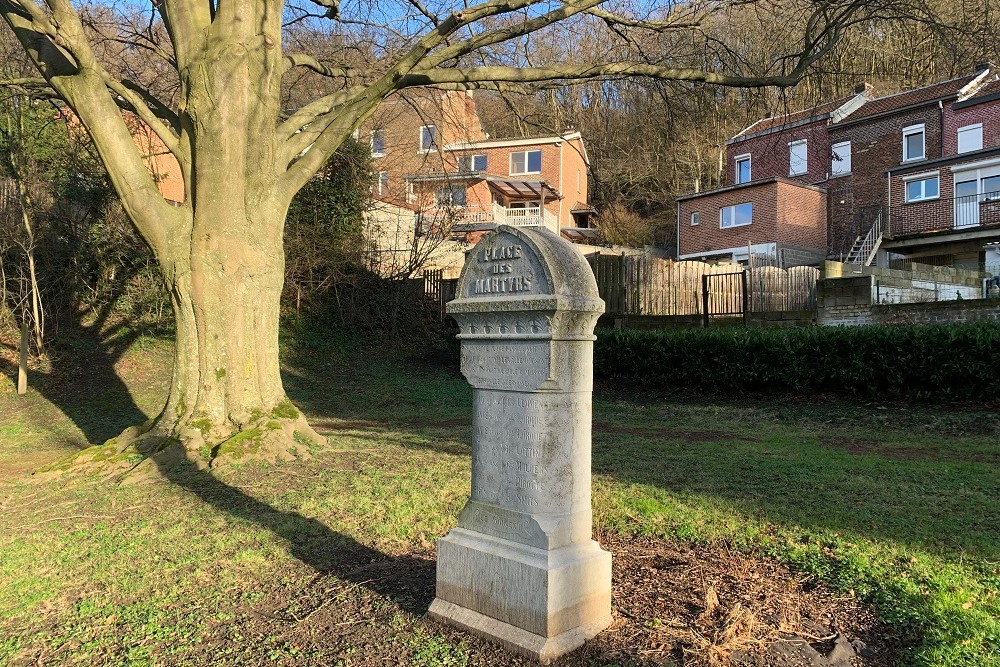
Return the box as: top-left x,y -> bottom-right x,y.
902,124 -> 925,162
735,154 -> 751,184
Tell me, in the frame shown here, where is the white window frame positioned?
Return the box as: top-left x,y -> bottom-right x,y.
377,171 -> 389,195
690,211 -> 699,226
419,125 -> 436,152
371,129 -> 385,157
720,202 -> 753,229
735,154 -> 752,184
902,171 -> 940,203
830,141 -> 852,176
957,123 -> 983,154
436,184 -> 467,207
902,124 -> 926,162
459,153 -> 487,172
788,139 -> 808,176
510,149 -> 542,175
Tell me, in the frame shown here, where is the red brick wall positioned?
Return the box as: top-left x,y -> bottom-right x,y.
365,93 -> 588,229
409,139 -> 584,228
678,182 -> 778,256
367,91 -> 487,203
678,180 -> 826,256
776,181 -> 827,248
888,167 -> 955,235
826,105 -> 945,254
943,98 -> 1000,154
726,120 -> 830,186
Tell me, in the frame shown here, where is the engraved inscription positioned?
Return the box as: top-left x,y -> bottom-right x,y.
457,231 -> 550,298
461,341 -> 550,391
473,275 -> 533,295
474,245 -> 533,295
470,390 -> 575,516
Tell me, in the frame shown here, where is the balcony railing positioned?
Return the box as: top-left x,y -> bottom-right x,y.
889,190 -> 1000,237
427,203 -> 558,229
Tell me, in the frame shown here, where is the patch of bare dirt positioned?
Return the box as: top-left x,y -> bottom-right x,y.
185,534 -> 899,667
819,436 -> 1000,464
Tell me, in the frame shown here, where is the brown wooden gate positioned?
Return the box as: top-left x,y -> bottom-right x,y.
701,271 -> 748,327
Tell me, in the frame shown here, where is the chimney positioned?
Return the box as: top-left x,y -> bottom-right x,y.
974,61 -> 993,74
854,82 -> 873,95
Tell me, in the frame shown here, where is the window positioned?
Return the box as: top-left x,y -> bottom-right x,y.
377,171 -> 389,195
904,175 -> 939,202
735,154 -> 751,184
371,129 -> 385,156
511,150 -> 542,175
690,212 -> 700,226
420,125 -> 436,152
720,203 -> 752,228
458,154 -> 487,172
958,124 -> 983,154
831,141 -> 852,176
436,185 -> 466,207
789,140 -> 808,176
903,124 -> 925,161
983,175 -> 1000,199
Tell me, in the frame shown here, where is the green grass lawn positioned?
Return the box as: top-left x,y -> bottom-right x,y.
0,325 -> 997,666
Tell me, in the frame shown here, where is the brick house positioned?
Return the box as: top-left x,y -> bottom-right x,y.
878,74 -> 1000,271
677,64 -> 1000,272
363,90 -> 595,242
676,91 -> 867,263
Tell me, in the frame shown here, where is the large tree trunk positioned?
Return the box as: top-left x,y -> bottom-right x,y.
112,192 -> 325,471
101,37 -> 326,473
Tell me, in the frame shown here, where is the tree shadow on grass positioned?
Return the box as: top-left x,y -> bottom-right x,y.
0,299 -> 156,448
280,345 -> 1000,563
147,449 -> 437,617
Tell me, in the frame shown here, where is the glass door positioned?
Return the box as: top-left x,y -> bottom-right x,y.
955,179 -> 979,228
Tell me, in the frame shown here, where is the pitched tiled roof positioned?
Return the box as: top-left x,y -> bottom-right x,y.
844,74 -> 978,121
733,95 -> 854,139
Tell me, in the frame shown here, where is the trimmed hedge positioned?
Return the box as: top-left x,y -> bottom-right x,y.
594,323 -> 1000,399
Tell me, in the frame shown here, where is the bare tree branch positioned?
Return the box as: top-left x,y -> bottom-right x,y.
282,53 -> 361,79
101,73 -> 182,157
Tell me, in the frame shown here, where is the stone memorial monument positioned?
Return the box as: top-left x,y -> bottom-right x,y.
428,225 -> 611,663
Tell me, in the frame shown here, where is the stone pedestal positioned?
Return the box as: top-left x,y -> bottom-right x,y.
429,226 -> 610,664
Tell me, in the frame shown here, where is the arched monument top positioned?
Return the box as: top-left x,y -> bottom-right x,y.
448,226 -> 602,316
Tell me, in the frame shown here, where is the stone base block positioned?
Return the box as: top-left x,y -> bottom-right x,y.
429,528 -> 612,663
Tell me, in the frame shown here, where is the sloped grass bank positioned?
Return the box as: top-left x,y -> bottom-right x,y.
0,328 -> 997,665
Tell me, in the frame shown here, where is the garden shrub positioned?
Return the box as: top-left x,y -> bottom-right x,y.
595,323 -> 1000,399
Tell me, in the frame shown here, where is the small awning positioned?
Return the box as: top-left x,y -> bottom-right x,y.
570,201 -> 597,214
483,176 -> 561,201
561,227 -> 600,241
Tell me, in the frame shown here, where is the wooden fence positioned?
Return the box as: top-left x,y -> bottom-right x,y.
586,254 -> 819,317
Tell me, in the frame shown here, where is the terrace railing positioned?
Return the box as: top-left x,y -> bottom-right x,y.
889,190 -> 1000,236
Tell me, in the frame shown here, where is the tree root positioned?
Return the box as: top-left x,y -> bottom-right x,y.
32,412 -> 330,485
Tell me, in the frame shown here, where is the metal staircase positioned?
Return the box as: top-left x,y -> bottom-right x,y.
846,213 -> 883,266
